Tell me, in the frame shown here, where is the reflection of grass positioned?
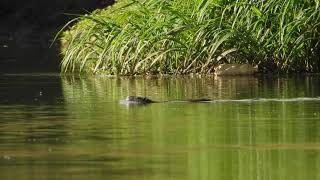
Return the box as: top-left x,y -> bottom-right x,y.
59,76 -> 320,179
61,75 -> 256,102
61,75 -> 320,101
60,0 -> 320,75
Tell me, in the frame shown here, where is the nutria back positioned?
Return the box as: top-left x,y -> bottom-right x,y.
187,98 -> 211,102
121,96 -> 155,105
120,96 -> 211,105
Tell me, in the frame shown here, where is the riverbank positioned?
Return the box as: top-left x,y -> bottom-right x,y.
60,0 -> 320,75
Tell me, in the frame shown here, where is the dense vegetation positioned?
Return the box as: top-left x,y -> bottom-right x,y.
60,0 -> 320,75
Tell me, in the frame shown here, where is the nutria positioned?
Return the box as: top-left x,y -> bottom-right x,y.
120,96 -> 211,105
125,96 -> 156,104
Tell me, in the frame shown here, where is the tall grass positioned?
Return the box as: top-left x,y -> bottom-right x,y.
60,0 -> 320,75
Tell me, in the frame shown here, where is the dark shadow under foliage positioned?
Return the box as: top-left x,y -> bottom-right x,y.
0,0 -> 114,73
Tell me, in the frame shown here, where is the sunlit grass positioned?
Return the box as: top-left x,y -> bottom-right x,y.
60,0 -> 320,75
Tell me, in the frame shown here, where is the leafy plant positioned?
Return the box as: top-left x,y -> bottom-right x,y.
60,0 -> 320,75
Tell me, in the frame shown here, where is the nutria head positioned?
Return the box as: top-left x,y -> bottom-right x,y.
125,96 -> 154,104
126,96 -> 137,101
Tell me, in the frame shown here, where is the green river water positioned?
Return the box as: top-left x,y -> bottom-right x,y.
0,74 -> 319,180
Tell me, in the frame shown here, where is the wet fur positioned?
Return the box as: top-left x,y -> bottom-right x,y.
125,96 -> 155,104
123,96 -> 211,105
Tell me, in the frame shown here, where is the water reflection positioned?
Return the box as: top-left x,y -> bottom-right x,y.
0,74 -> 319,179
0,74 -> 63,105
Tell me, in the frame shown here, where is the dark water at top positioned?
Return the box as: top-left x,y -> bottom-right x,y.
0,74 -> 319,180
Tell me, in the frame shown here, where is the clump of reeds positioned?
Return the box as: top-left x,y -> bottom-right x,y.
60,0 -> 320,75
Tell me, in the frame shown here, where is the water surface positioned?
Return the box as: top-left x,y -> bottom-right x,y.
0,74 -> 320,180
